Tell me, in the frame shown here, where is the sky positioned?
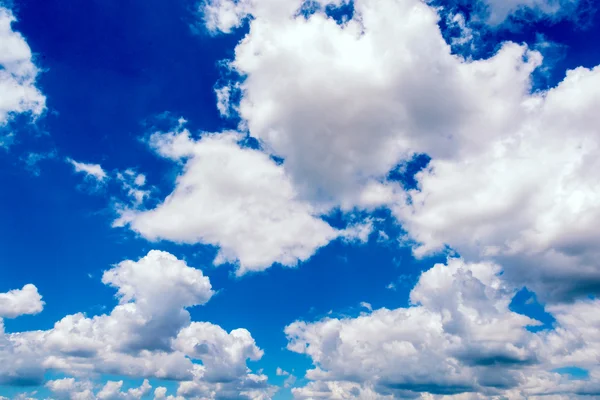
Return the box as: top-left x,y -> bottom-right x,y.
1,0 -> 600,399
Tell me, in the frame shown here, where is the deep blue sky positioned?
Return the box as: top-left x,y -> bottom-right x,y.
1,0 -> 600,398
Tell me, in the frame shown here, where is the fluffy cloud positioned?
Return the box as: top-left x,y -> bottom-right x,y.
286,259 -> 539,397
396,64 -> 600,301
207,0 -> 541,210
292,380 -> 392,399
174,322 -> 263,383
0,284 -> 44,318
46,378 -> 152,400
286,259 -> 600,398
191,2 -> 600,395
116,127 -> 348,274
1,251 -> 274,399
46,378 -> 95,400
96,379 -> 151,400
0,6 -> 45,133
199,0 -> 600,299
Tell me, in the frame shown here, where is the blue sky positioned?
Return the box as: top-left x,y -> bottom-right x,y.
1,0 -> 600,399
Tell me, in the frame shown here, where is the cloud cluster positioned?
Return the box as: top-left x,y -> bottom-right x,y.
206,0 -> 544,213
3,0 -> 597,397
0,251 -> 274,399
0,6 -> 45,139
286,259 -> 600,398
197,0 -> 600,301
195,0 -> 600,396
46,377 -> 151,400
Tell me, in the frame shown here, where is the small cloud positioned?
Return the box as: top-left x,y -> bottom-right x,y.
360,302 -> 372,312
276,367 -> 290,376
377,230 -> 390,242
525,296 -> 536,305
66,157 -> 107,182
341,219 -> 373,244
22,150 -> 57,176
134,173 -> 146,187
283,374 -> 297,388
0,132 -> 15,149
386,274 -> 416,291
215,86 -> 231,117
116,169 -> 150,207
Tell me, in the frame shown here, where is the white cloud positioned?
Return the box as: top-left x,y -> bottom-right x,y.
215,85 -> 233,117
284,258 -> 600,398
188,5 -> 600,397
116,127 -> 341,275
67,158 -> 108,182
96,379 -> 151,400
474,0 -> 582,25
173,322 -> 263,383
292,380 -> 392,399
201,0 -> 252,34
0,6 -> 45,131
283,374 -> 297,389
207,0 -> 541,212
46,378 -> 95,400
116,169 -> 149,206
0,251 -> 274,399
46,378 -> 152,400
395,64 -> 600,301
200,0 -> 600,300
286,259 -> 544,398
276,367 -> 289,376
0,284 -> 44,319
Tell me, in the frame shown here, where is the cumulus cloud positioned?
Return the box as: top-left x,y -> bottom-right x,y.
115,126 -> 346,275
96,379 -> 151,400
0,251 -> 274,399
207,0 -> 542,210
0,6 -> 45,133
46,378 -> 152,400
201,0 -> 252,33
292,380 -> 392,399
395,64 -> 600,301
46,378 -> 95,400
286,259 -> 600,398
198,0 -> 600,299
0,284 -> 44,318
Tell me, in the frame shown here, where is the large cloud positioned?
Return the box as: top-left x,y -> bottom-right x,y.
206,0 -> 541,208
199,0 -> 600,299
0,6 -> 45,139
286,259 -> 600,398
0,251 -> 274,399
116,127 -> 368,275
395,64 -> 600,301
192,0 -> 600,395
